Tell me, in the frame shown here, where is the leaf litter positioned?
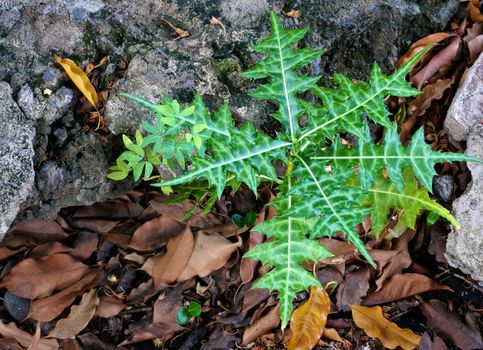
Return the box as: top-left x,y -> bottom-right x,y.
0,6 -> 482,350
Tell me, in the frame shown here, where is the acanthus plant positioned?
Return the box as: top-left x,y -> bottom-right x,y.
108,12 -> 479,328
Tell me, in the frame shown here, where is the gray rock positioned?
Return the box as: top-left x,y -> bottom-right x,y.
444,53 -> 483,141
297,0 -> 460,83
433,175 -> 453,202
105,42 -> 230,135
0,82 -> 35,239
446,124 -> 483,281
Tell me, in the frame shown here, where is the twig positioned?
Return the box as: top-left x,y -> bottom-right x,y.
162,19 -> 189,40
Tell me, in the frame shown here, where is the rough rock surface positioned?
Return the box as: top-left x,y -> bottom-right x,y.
0,0 -> 461,237
0,82 -> 36,235
444,53 -> 483,141
444,53 -> 483,281
446,124 -> 483,281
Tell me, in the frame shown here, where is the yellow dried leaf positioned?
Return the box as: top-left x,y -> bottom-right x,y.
288,286 -> 330,350
54,56 -> 99,109
350,304 -> 421,350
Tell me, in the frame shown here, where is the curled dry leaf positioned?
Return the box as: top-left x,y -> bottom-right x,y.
177,231 -> 242,281
29,269 -> 103,322
0,253 -> 89,299
363,273 -> 452,306
408,79 -> 453,116
412,37 -> 462,89
287,286 -> 330,350
54,56 -> 99,110
242,305 -> 280,346
469,0 -> 483,22
396,33 -> 450,67
129,215 -> 186,251
375,230 -> 415,291
351,304 -> 421,350
0,320 -> 59,350
95,296 -> 128,318
48,289 -> 100,339
420,300 -> 483,349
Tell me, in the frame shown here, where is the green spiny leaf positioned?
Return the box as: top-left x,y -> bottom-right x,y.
361,168 -> 459,237
298,47 -> 428,142
241,11 -> 323,140
245,207 -> 331,329
290,157 -> 375,267
313,123 -> 479,192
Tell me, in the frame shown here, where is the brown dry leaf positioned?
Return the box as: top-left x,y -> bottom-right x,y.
123,252 -> 146,265
375,230 -> 415,291
95,296 -> 128,318
240,212 -> 266,284
242,305 -> 280,346
142,225 -> 194,287
30,242 -> 71,259
128,215 -> 186,251
48,289 -> 100,339
0,320 -> 59,350
396,33 -> 449,67
30,269 -> 103,322
0,253 -> 89,299
351,304 -> 421,350
287,286 -> 330,350
0,338 -> 24,350
54,56 -> 99,109
73,198 -> 144,219
177,231 -> 242,281
364,273 -> 452,306
70,219 -> 118,233
468,34 -> 483,63
469,0 -> 483,22
420,300 -> 483,349
408,79 -> 453,116
122,286 -> 186,345
0,247 -> 25,261
412,37 -> 462,89
8,218 -> 68,243
336,267 -> 370,312
69,232 -> 99,261
419,332 -> 448,350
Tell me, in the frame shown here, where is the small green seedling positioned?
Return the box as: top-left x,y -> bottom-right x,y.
176,301 -> 202,326
231,211 -> 257,228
